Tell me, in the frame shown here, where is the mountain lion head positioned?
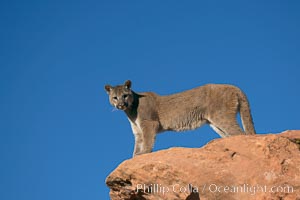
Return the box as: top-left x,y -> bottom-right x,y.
105,80 -> 134,111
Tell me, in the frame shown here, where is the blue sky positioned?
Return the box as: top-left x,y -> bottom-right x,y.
1,1 -> 299,199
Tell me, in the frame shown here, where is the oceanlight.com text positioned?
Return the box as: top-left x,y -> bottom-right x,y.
206,183 -> 294,196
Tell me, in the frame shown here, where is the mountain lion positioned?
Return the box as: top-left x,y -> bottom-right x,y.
105,80 -> 256,157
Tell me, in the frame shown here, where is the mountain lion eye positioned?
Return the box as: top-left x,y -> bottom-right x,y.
113,97 -> 118,100
123,94 -> 128,99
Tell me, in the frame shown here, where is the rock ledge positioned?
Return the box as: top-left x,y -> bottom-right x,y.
106,130 -> 300,200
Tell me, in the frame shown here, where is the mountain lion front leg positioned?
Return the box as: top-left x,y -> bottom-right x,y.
133,133 -> 143,157
130,123 -> 144,157
133,120 -> 159,157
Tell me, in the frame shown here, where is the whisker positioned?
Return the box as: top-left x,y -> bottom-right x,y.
111,107 -> 118,112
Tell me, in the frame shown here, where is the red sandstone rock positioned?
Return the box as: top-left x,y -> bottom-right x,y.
106,131 -> 300,200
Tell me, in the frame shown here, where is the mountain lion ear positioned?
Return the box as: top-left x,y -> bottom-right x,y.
124,80 -> 132,89
105,85 -> 113,93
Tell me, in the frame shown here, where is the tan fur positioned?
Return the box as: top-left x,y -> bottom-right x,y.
105,80 -> 256,157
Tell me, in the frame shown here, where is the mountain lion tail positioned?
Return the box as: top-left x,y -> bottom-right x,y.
238,91 -> 256,135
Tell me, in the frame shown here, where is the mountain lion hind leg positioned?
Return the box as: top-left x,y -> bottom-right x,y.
209,120 -> 244,138
208,112 -> 244,138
